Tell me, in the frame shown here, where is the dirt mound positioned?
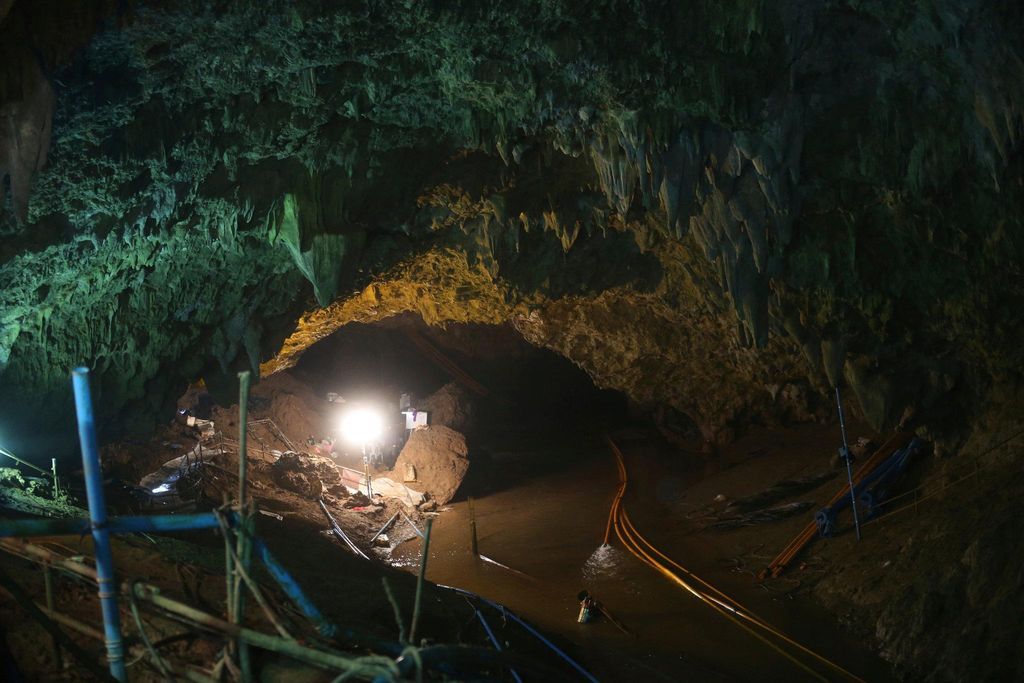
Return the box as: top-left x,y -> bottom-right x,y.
420,382 -> 476,433
263,392 -> 320,447
271,452 -> 343,500
391,426 -> 469,505
183,371 -> 332,450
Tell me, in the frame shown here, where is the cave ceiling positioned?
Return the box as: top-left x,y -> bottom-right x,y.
0,0 -> 1021,454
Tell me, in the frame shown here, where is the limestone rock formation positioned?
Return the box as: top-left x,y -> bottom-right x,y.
420,382 -> 476,434
0,0 -> 1018,458
393,426 -> 469,506
0,2 -> 1019,679
0,55 -> 52,224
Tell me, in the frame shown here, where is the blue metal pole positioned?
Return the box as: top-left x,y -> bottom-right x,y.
243,522 -> 337,638
0,513 -> 222,537
71,367 -> 127,682
835,386 -> 862,541
475,609 -> 524,683
446,586 -> 599,683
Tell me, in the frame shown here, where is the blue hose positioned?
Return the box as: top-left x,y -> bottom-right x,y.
445,586 -> 599,683
475,608 -> 524,683
229,513 -> 338,638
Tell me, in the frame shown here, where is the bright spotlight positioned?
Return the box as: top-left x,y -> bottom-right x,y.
340,407 -> 384,446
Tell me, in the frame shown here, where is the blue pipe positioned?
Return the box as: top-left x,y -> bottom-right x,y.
222,515 -> 412,657
71,367 -> 127,682
241,519 -> 338,638
445,586 -> 598,683
0,513 -> 222,537
475,608 -> 524,683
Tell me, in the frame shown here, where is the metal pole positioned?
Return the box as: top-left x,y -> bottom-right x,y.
409,517 -> 433,644
0,445 -> 48,475
835,386 -> 862,541
362,444 -> 373,499
468,497 -> 479,556
51,458 -> 60,497
71,367 -> 127,681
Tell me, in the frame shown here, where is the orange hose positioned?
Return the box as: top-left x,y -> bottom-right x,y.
603,435 -> 864,682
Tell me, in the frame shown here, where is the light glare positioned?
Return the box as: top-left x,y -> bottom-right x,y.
340,407 -> 384,445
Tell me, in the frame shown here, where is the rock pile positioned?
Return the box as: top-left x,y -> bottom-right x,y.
420,382 -> 476,433
271,451 -> 343,500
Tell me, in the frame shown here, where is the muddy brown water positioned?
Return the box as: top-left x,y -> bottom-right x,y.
392,427 -> 895,682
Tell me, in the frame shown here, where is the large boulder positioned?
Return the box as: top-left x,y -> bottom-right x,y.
393,426 -> 469,505
272,451 -> 341,499
420,382 -> 476,433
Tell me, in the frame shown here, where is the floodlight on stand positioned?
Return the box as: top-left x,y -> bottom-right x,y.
339,407 -> 384,447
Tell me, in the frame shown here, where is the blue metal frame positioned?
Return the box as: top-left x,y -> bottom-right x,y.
0,513 -> 221,538
0,366 -> 401,677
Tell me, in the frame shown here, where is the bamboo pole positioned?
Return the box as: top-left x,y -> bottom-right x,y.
0,538 -> 410,667
468,498 -> 479,556
0,539 -> 379,677
408,517 -> 434,644
237,370 -> 251,509
234,370 -> 253,680
223,492 -> 234,624
36,599 -> 220,683
43,564 -> 63,669
37,602 -> 105,640
133,583 -> 373,674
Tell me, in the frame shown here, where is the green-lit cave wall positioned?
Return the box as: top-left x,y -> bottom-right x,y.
0,0 -> 1022,457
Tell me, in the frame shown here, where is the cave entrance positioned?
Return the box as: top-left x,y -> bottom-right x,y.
294,313 -> 624,423
282,312 -> 629,482
153,312 -> 629,512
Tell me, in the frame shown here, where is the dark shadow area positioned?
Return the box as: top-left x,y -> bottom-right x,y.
288,312 -> 630,496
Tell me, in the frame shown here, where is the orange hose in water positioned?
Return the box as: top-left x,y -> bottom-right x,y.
602,435 -> 864,683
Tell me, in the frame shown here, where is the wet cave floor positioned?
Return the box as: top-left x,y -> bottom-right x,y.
0,402 -> 898,682
1,319 -> 902,681
389,417 -> 896,682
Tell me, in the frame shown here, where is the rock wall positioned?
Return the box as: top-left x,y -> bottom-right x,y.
0,0 -> 1020,457
0,3 -> 1021,678
812,387 -> 1024,682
